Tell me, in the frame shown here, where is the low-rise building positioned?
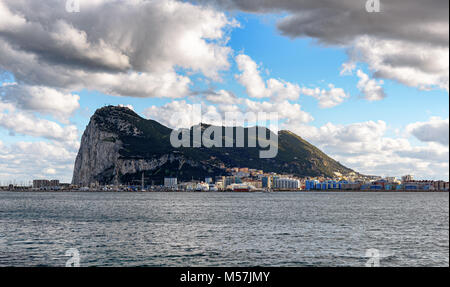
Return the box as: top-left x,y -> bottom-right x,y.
262,176 -> 273,188
164,177 -> 178,189
401,175 -> 414,183
242,179 -> 262,189
33,179 -> 50,189
433,181 -> 449,191
33,179 -> 61,190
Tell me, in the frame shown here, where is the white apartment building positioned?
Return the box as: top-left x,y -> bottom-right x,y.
164,177 -> 178,188
273,178 -> 300,190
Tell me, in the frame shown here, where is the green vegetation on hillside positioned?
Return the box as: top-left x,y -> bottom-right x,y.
88,106 -> 354,183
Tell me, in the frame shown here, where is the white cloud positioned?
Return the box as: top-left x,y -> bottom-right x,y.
406,117 -> 449,146
350,36 -> 449,92
0,100 -> 15,113
145,100 -> 250,129
235,54 -> 349,108
340,62 -> 356,76
0,0 -> 238,98
284,120 -> 449,180
290,120 -> 388,155
0,0 -> 242,182
206,0 -> 449,93
0,141 -> 77,183
301,84 -> 350,108
396,143 -> 449,163
145,95 -> 313,130
0,109 -> 78,143
235,54 -> 301,101
204,89 -> 241,105
1,85 -> 80,123
244,98 -> 313,125
266,78 -> 301,101
144,100 -> 202,129
235,54 -> 268,99
44,168 -> 57,175
356,69 -> 386,101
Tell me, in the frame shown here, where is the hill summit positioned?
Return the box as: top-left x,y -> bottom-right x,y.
72,106 -> 354,186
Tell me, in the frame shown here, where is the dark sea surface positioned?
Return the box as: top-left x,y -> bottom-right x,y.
0,191 -> 448,267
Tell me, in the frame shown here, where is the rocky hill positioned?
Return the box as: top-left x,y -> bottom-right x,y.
72,106 -> 354,186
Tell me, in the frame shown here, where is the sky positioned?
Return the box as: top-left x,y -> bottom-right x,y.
0,0 -> 448,184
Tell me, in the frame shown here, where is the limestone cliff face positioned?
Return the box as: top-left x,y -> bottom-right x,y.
71,120 -> 123,186
71,106 -> 157,186
71,106 -> 209,186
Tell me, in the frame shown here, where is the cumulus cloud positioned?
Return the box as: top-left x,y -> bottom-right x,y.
0,141 -> 77,183
0,0 -> 238,98
145,96 -> 313,130
44,168 -> 57,175
340,62 -> 356,76
244,98 -> 313,125
356,70 -> 386,101
0,109 -> 78,142
202,0 -> 449,92
396,143 -> 449,163
291,120 -> 388,155
301,84 -> 350,108
0,100 -> 15,113
204,89 -> 242,105
145,100 -> 204,129
0,84 -> 80,123
349,36 -> 449,91
235,54 -> 301,101
406,117 -> 449,146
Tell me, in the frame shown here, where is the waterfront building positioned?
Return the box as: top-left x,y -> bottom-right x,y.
370,184 -> 383,190
195,182 -> 209,191
385,177 -> 397,183
402,180 -> 443,191
33,179 -> 50,189
178,182 -> 195,191
326,180 -> 337,189
372,179 -> 388,189
215,181 -> 224,191
225,176 -> 241,186
401,175 -> 414,183
50,180 -> 60,187
228,183 -> 253,192
433,181 -> 449,191
273,178 -> 300,190
361,184 -> 371,190
33,179 -> 61,190
262,176 -> 273,188
164,177 -> 178,188
242,179 -> 262,189
384,184 -> 395,191
340,182 -> 361,190
404,183 -> 419,190
305,180 -> 320,190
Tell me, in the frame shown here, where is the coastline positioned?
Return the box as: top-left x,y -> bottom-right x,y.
1,190 -> 448,193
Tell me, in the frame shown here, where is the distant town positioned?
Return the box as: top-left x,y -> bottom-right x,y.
1,168 -> 449,192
